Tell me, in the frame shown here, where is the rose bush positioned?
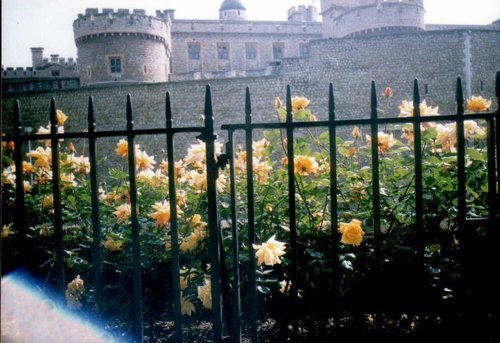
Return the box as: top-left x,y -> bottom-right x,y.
1,93 -> 495,339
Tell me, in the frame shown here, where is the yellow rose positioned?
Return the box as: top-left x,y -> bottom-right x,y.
291,96 -> 310,112
466,96 -> 491,112
338,219 -> 365,246
253,235 -> 286,266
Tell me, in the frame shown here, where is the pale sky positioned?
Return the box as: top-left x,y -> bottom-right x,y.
2,0 -> 500,68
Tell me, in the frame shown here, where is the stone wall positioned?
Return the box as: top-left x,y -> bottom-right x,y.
3,30 -> 499,151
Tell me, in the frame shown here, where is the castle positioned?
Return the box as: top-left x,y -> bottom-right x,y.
1,0 -> 499,141
3,0 -> 499,92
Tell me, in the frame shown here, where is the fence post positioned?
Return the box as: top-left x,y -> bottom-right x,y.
412,80 -> 425,266
165,91 -> 183,343
496,71 -> 500,210
203,85 -> 223,342
328,83 -> 340,317
125,94 -> 144,343
49,98 -> 65,296
244,87 -> 258,343
369,82 -> 381,256
227,126 -> 242,343
285,85 -> 299,342
13,100 -> 26,243
87,96 -> 103,311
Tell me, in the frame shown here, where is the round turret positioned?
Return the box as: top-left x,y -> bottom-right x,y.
321,0 -> 425,38
73,8 -> 173,85
219,0 -> 246,20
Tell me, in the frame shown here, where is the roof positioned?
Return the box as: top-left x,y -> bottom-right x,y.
220,0 -> 246,11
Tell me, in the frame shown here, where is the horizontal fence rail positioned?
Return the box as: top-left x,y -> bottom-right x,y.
2,72 -> 499,342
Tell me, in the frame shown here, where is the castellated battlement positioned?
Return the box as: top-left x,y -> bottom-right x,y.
332,1 -> 425,38
73,8 -> 173,43
287,5 -> 318,22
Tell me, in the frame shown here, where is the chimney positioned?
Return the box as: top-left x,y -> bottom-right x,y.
31,47 -> 44,67
50,54 -> 59,63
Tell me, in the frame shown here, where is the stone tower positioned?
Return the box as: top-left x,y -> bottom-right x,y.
320,0 -> 425,38
73,8 -> 173,86
219,0 -> 247,21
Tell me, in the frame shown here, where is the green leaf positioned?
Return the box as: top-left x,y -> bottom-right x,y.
467,148 -> 486,162
423,127 -> 437,140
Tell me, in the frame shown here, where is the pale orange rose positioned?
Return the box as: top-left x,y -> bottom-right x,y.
338,219 -> 365,246
466,96 -> 491,112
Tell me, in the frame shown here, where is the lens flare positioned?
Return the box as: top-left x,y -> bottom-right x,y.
1,273 -> 120,342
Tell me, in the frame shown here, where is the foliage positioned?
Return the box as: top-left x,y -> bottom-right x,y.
1,93 -> 495,338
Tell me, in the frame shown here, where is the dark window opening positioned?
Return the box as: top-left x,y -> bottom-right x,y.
299,44 -> 309,58
273,43 -> 284,60
188,43 -> 200,60
109,57 -> 122,74
51,70 -> 60,77
218,45 -> 229,60
246,45 -> 257,60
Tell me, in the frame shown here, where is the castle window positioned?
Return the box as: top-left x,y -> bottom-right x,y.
144,65 -> 147,74
299,44 -> 309,58
188,43 -> 200,60
273,43 -> 284,61
246,43 -> 257,60
109,57 -> 122,74
217,44 -> 229,60
51,70 -> 60,77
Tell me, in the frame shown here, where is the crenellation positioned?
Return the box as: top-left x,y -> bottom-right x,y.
85,8 -> 98,16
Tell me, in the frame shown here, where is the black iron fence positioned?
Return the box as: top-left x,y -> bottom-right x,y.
2,72 -> 499,342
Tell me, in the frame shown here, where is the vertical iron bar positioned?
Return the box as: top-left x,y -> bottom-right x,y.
165,92 -> 183,343
204,85 -> 223,343
13,100 -> 26,240
495,71 -> 500,212
487,117 -> 497,221
227,129 -> 242,343
412,80 -> 425,266
370,82 -> 381,254
126,94 -> 143,343
244,87 -> 258,343
285,85 -> 299,342
49,98 -> 65,296
455,77 -> 469,308
456,78 -> 467,229
87,96 -> 102,311
328,83 -> 340,315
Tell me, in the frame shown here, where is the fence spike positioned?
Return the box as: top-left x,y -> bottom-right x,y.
165,91 -> 173,127
329,83 -> 335,121
245,86 -> 251,119
456,76 -> 465,115
87,96 -> 96,130
126,94 -> 134,129
370,80 -> 378,117
286,85 -> 293,122
413,79 -> 421,117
